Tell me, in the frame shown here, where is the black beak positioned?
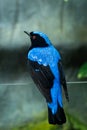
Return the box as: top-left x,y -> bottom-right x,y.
24,31 -> 30,37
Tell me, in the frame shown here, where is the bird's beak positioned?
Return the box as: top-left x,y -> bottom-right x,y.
24,31 -> 30,37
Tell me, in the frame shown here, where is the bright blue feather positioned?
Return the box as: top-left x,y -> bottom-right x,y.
28,32 -> 63,115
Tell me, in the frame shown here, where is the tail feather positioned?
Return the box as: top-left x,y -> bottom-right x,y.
48,104 -> 66,125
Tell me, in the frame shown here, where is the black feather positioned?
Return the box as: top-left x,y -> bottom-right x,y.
28,59 -> 54,102
58,60 -> 69,101
48,103 -> 66,125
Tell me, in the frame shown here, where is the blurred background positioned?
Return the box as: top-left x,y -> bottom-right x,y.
0,0 -> 87,130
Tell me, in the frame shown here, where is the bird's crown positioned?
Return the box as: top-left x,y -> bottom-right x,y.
31,31 -> 52,46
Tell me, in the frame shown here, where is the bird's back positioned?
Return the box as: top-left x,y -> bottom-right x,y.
28,46 -> 61,66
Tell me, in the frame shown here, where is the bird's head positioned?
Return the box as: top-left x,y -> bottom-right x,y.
24,31 -> 52,49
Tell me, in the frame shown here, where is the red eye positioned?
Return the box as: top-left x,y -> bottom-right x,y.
32,35 -> 36,40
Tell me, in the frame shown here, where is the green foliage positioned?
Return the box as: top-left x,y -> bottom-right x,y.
12,120 -> 57,130
77,62 -> 87,79
12,112 -> 87,130
66,112 -> 87,130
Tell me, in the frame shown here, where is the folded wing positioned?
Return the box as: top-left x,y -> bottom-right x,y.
28,60 -> 54,102
58,60 -> 69,101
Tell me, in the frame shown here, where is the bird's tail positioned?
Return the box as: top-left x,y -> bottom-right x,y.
48,103 -> 66,125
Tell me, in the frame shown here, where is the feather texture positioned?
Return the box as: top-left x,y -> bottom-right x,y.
25,31 -> 69,125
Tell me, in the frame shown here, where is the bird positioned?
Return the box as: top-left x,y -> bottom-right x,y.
24,31 -> 69,125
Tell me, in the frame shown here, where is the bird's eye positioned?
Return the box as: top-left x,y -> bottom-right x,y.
32,35 -> 36,40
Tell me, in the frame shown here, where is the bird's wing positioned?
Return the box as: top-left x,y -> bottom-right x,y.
28,59 -> 54,102
58,60 -> 69,101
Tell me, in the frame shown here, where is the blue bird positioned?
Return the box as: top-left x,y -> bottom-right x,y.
24,31 -> 69,125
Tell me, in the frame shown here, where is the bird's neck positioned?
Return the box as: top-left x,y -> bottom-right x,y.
29,44 -> 49,50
